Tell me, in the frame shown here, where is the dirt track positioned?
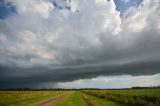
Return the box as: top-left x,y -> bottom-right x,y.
82,94 -> 93,106
84,98 -> 93,106
31,93 -> 69,106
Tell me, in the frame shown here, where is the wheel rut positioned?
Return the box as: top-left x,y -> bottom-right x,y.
31,93 -> 69,106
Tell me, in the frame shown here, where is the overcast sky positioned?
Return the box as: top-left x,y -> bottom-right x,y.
0,0 -> 160,88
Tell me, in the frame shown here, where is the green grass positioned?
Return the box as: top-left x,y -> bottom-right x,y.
82,88 -> 160,106
1,89 -> 159,106
83,93 -> 122,106
55,91 -> 85,106
0,91 -> 63,106
104,88 -> 160,97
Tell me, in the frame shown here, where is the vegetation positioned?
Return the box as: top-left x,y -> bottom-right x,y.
105,88 -> 160,97
82,88 -> 160,106
55,91 -> 85,106
83,93 -> 122,106
0,88 -> 159,106
0,91 -> 63,106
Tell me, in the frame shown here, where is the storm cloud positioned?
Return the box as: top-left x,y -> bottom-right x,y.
0,0 -> 160,88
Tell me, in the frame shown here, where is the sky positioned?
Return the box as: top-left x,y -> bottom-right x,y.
0,0 -> 160,89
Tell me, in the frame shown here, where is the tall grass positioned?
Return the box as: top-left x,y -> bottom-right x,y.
82,89 -> 160,106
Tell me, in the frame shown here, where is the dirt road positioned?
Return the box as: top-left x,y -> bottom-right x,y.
82,94 -> 93,106
84,98 -> 93,106
31,93 -> 70,106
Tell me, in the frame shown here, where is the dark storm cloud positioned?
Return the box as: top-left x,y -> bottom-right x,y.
0,0 -> 160,88
0,59 -> 160,88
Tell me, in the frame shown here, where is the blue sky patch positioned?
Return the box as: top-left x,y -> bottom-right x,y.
0,0 -> 16,19
114,0 -> 143,16
0,0 -> 143,19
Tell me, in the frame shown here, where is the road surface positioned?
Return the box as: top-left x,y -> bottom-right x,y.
31,93 -> 70,106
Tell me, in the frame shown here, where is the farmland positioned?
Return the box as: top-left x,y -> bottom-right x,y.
82,88 -> 160,106
0,88 -> 159,106
0,91 -> 64,106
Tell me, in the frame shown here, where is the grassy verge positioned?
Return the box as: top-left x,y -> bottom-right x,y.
55,91 -> 85,106
0,91 -> 63,106
82,93 -> 122,106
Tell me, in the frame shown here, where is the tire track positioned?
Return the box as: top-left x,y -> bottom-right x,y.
82,94 -> 93,106
31,92 -> 70,106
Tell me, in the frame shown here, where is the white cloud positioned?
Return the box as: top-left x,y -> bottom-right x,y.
121,0 -> 130,3
1,0 -> 122,67
7,0 -> 54,19
0,0 -> 159,68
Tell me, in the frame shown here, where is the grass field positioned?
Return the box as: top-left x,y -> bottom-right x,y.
0,88 -> 159,106
82,88 -> 160,106
0,91 -> 63,106
82,93 -> 122,106
104,88 -> 160,97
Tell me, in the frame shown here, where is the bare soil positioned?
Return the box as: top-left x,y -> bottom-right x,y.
31,93 -> 69,106
82,95 -> 93,106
